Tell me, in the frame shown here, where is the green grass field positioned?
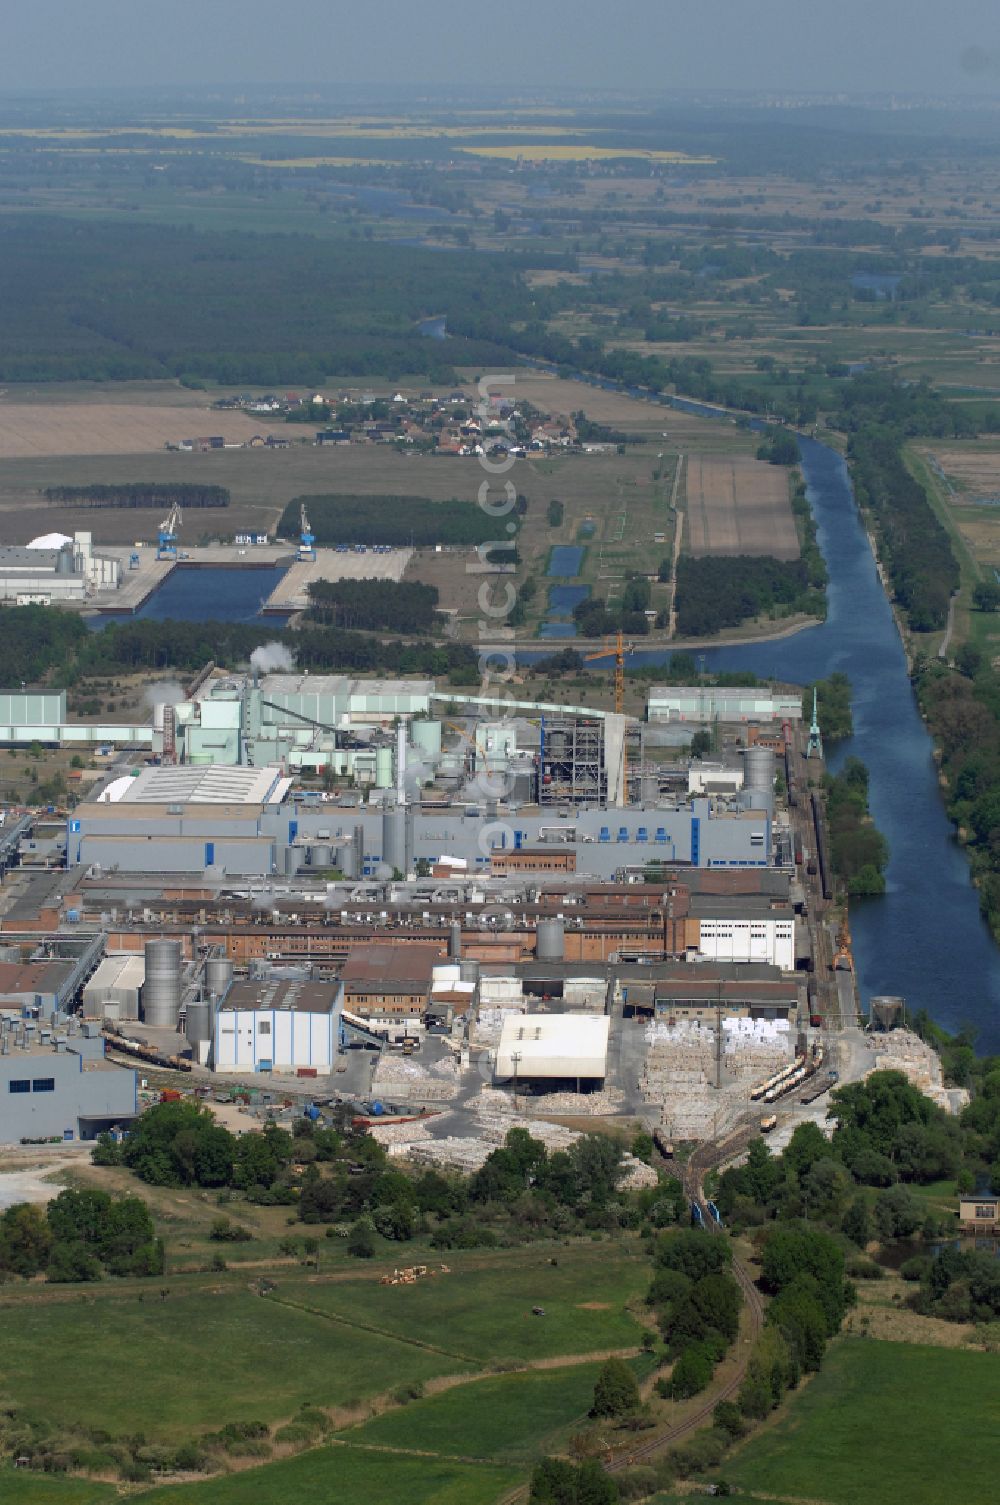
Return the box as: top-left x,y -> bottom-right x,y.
0,1475 -> 117,1505
336,1363 -> 606,1464
0,1286 -> 469,1441
149,1446 -> 518,1505
726,1337 -> 1000,1505
279,1245 -> 649,1363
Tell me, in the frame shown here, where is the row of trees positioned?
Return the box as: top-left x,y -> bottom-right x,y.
43,483 -> 229,509
849,425 -> 959,632
917,653 -> 1000,942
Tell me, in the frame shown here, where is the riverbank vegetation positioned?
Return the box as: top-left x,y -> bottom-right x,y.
823,757 -> 889,896
849,425 -> 959,634
806,672 -> 853,741
916,655 -> 1000,942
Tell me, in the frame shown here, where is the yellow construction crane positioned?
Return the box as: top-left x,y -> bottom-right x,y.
585,628 -> 625,715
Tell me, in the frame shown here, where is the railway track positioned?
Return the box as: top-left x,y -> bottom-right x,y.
495,1128 -> 766,1502
605,1127 -> 765,1474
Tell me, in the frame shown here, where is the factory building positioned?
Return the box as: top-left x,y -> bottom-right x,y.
167,674 -> 434,771
647,686 -> 802,724
68,772 -> 771,877
689,898 -> 796,970
623,968 -> 801,1021
0,533 -> 122,605
0,688 -> 152,749
340,943 -> 437,1025
212,978 -> 341,1074
82,953 -> 145,1022
0,1018 -> 137,1143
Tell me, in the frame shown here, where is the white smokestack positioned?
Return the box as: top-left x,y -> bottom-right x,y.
396,723 -> 407,804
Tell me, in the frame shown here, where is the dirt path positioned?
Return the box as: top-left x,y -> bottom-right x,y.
666,451 -> 684,640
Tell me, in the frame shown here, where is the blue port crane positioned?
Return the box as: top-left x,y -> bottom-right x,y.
298,502 -> 316,563
157,504 -> 181,561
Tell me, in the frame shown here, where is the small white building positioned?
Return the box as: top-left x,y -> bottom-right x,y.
687,761 -> 745,796
212,979 -> 341,1074
495,1012 -> 610,1087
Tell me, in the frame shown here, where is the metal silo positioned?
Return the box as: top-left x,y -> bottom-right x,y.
382,806 -> 406,874
142,939 -> 182,1029
744,746 -> 775,797
185,999 -> 213,1047
205,957 -> 233,1000
536,917 -> 565,962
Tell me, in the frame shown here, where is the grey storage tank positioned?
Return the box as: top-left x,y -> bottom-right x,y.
448,921 -> 462,960
744,745 -> 775,797
536,917 -> 565,962
142,939 -> 182,1029
185,999 -> 214,1048
205,956 -> 233,1000
382,806 -> 406,874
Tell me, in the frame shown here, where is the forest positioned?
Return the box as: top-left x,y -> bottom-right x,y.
0,605 -> 478,686
43,483 -> 230,510
673,555 -> 823,638
0,217 -> 525,384
279,494 -> 501,548
848,425 -> 959,633
305,578 -> 441,634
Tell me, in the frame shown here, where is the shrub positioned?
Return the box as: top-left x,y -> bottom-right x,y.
591,1357 -> 640,1418
669,1344 -> 714,1399
391,1381 -> 425,1405
347,1219 -> 376,1259
209,1217 -> 252,1243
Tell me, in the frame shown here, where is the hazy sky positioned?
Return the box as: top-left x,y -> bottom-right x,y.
4,0 -> 1000,98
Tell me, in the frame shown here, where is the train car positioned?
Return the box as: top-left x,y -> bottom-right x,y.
760,1114 -> 778,1133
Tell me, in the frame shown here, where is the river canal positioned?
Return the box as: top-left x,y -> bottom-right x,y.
609,432 -> 1000,1047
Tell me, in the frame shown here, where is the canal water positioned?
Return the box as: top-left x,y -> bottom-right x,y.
610,435 -> 1000,1047
93,565 -> 290,627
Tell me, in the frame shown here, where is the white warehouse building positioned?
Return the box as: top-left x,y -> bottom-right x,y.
495,1012 -> 610,1088
648,686 -> 802,724
692,905 -> 796,971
